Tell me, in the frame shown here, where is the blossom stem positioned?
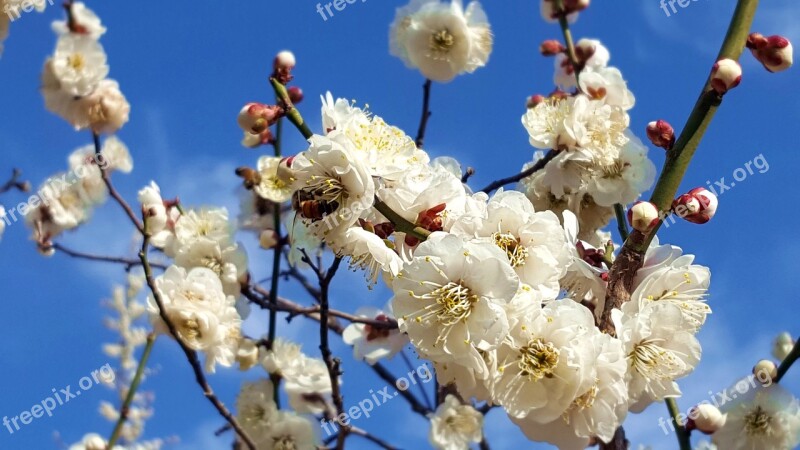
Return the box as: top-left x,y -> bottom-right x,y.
554,0 -> 581,87
92,132 -> 144,234
776,340 -> 800,383
415,79 -> 433,148
614,204 -> 629,241
269,78 -> 313,139
599,0 -> 760,335
666,398 -> 692,450
46,241 -> 168,270
479,150 -> 558,194
138,214 -> 258,450
107,333 -> 156,448
374,198 -> 431,242
267,108 -> 285,406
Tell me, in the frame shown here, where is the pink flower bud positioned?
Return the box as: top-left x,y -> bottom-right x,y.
672,187 -> 718,224
540,40 -> 565,56
689,404 -> 726,434
747,33 -> 793,73
273,50 -> 296,83
237,103 -> 282,134
710,59 -> 742,95
627,201 -> 660,232
288,86 -> 304,104
526,94 -> 546,109
646,120 -> 675,150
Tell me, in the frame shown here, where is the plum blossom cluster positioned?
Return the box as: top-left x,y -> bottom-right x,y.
40,2 -> 130,135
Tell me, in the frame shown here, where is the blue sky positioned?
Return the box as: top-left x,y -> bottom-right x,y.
0,0 -> 799,449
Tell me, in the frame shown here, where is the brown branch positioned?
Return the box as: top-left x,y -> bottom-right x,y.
479,150 -> 558,194
138,214 -> 257,450
0,169 -> 30,195
47,242 -> 168,270
93,133 -> 144,234
415,79 -> 433,148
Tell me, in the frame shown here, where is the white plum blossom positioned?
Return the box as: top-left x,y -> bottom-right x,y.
68,433 -> 123,450
390,0 -> 493,82
262,412 -> 318,450
262,338 -> 334,415
428,394 -> 484,450
236,379 -> 278,444
52,2 -> 106,39
579,66 -> 635,110
586,133 -> 656,207
172,207 -> 234,256
255,155 -> 293,203
342,305 -> 408,364
339,226 -> 404,285
147,266 -> 242,373
392,232 -> 518,372
713,385 -> 800,450
50,34 -> 109,97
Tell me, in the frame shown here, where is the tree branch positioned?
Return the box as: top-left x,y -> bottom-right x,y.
415,79 -> 433,148
479,150 -> 557,194
107,333 -> 156,448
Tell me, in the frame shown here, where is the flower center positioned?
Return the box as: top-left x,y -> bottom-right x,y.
630,339 -> 680,380
180,318 -> 202,343
429,29 -> 455,59
445,413 -> 476,434
518,338 -> 560,381
492,232 -> 528,268
433,281 -> 477,326
68,53 -> 86,71
273,436 -> 297,450
744,406 -> 772,436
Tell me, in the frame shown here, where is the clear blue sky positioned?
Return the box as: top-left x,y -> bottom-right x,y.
0,1 -> 799,448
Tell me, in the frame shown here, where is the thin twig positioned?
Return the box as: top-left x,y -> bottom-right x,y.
479,150 -> 557,194
138,214 -> 257,450
48,242 -> 168,270
107,333 -> 156,448
400,351 -> 433,410
93,132 -> 144,234
349,427 -> 399,450
0,169 -> 30,195
415,79 -> 433,148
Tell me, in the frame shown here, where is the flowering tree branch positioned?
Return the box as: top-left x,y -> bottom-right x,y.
46,241 -> 168,271
479,149 -> 558,194
138,214 -> 257,450
106,332 -> 156,448
93,132 -> 144,234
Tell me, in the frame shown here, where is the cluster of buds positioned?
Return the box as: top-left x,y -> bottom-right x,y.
646,120 -> 676,151
747,33 -> 794,73
627,201 -> 660,233
237,102 -> 282,135
672,187 -> 718,224
541,0 -> 590,20
687,404 -> 727,435
272,50 -> 296,84
710,59 -> 742,95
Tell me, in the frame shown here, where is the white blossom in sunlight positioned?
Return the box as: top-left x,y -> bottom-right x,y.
68,433 -> 123,450
390,0 -> 493,82
174,238 -> 248,298
52,2 -> 106,39
255,155 -> 293,203
451,190 -> 571,301
138,182 -> 177,250
586,133 -> 656,207
429,394 -> 484,450
713,385 -> 800,450
77,79 -> 131,134
290,134 -> 376,245
172,207 -> 234,256
613,301 -> 701,408
393,232 -> 518,372
560,211 -> 608,311
522,97 -> 576,150
51,34 -> 109,97
236,379 -> 278,444
579,66 -> 635,110
147,266 -> 241,373
262,338 -> 334,415
342,305 -> 408,364
339,225 -> 404,286
262,412 -> 318,450
493,300 -> 595,423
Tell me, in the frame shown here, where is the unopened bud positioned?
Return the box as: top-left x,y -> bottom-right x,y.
241,129 -> 275,149
773,332 -> 795,361
646,120 -> 675,150
689,404 -> 726,435
672,187 -> 718,224
236,338 -> 260,371
627,201 -> 660,232
549,89 -> 569,101
259,230 -> 279,250
235,167 -> 262,190
238,103 -> 282,134
287,86 -> 304,104
273,50 -> 296,83
527,94 -> 546,108
710,59 -> 742,95
540,40 -> 565,56
747,33 -> 793,73
753,359 -> 778,384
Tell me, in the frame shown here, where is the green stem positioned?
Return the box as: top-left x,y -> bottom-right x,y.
107,333 -> 156,448
374,199 -> 431,242
777,340 -> 800,383
270,78 -> 313,139
554,0 -> 581,87
268,112 -> 285,407
666,398 -> 692,450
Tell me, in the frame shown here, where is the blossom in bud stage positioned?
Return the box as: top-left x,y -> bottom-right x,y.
259,230 -> 279,250
627,201 -> 659,232
237,103 -> 282,134
273,50 -> 296,83
646,120 -> 675,150
526,94 -> 546,109
235,338 -> 260,371
540,39 -> 565,56
389,0 -> 493,82
747,33 -> 793,73
241,129 -> 274,148
754,359 -> 778,384
773,332 -> 794,361
68,433 -> 123,450
690,404 -> 726,434
672,187 -> 718,224
710,59 -> 742,95
540,0 -> 589,23
52,2 -> 106,39
287,86 -> 304,104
